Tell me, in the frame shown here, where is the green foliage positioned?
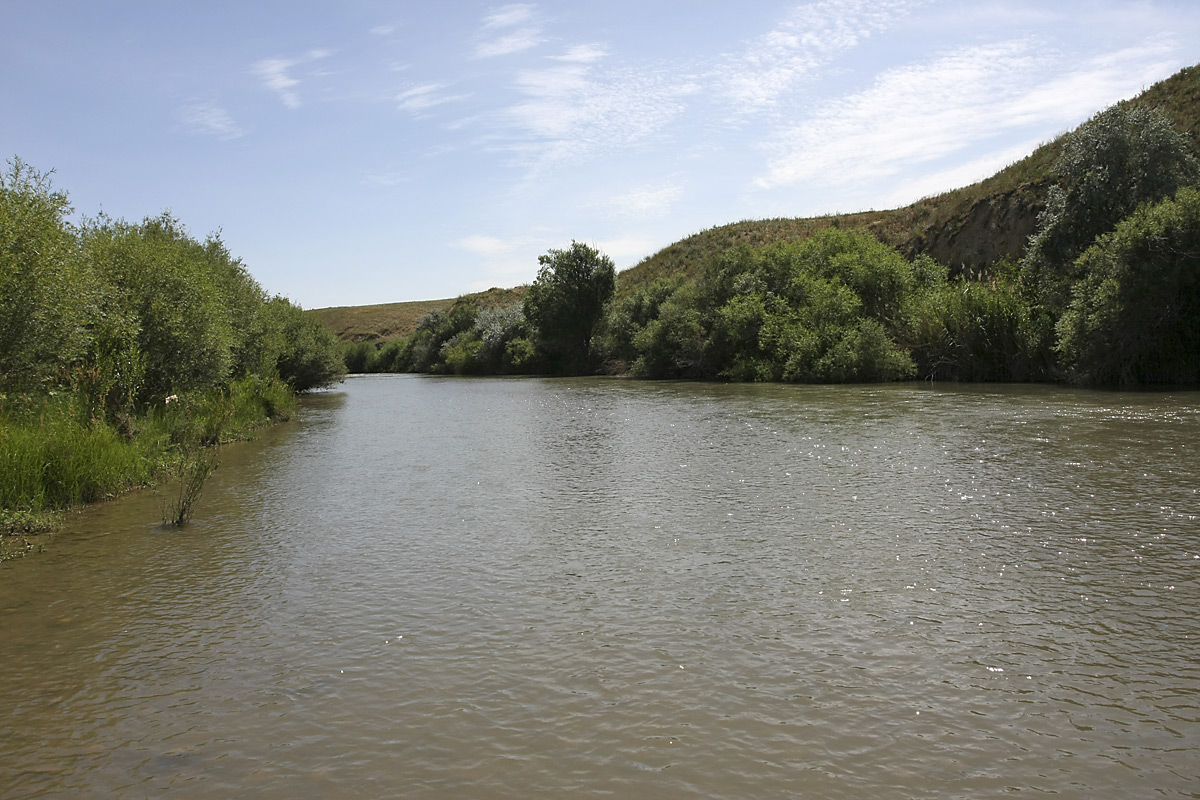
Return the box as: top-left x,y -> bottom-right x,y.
698,232 -> 917,382
472,303 -> 530,373
395,301 -> 534,375
163,446 -> 217,527
603,231 -> 922,382
1057,187 -> 1200,386
0,398 -> 157,513
1023,104 -> 1200,315
343,340 -> 377,374
628,283 -> 707,379
523,241 -> 616,374
601,276 -> 686,367
160,394 -> 225,527
0,157 -> 331,527
0,157 -> 96,391
901,274 -> 1045,381
504,336 -> 539,372
82,213 -> 239,401
263,296 -> 346,391
403,302 -> 481,373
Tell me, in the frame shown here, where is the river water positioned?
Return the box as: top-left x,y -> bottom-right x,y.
1,375 -> 1198,798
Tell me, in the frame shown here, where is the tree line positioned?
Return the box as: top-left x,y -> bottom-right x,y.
1,158 -> 344,531
2,157 -> 344,404
347,103 -> 1200,388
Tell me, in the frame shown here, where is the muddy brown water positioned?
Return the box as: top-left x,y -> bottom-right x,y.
2,375 -> 1198,798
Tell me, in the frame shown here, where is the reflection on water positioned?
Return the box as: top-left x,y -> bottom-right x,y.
2,375 -> 1198,798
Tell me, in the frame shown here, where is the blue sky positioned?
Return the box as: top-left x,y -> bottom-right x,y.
4,1 -> 1199,309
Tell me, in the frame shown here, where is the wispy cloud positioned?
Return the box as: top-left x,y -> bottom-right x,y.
454,234 -> 519,256
362,169 -> 411,187
876,138 -> 1044,207
595,235 -> 660,264
176,101 -> 244,140
482,4 -> 536,29
717,0 -> 924,113
397,83 -> 470,114
456,233 -> 540,290
499,57 -> 700,176
474,3 -> 544,58
251,49 -> 331,109
603,183 -> 683,220
553,44 -> 609,63
753,40 -> 1179,191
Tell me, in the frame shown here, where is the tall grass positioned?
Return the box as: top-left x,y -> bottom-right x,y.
0,376 -> 295,519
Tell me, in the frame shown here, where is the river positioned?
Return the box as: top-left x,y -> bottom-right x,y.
2,374 -> 1198,798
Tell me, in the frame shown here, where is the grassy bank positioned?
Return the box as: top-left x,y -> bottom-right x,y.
0,376 -> 295,559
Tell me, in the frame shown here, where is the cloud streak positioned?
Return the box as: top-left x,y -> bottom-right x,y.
717,0 -> 925,113
251,49 -> 330,108
176,102 -> 244,140
397,84 -> 470,114
753,40 -> 1179,191
497,54 -> 701,177
475,4 -> 544,58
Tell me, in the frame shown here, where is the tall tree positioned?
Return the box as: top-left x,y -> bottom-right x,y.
523,241 -> 616,374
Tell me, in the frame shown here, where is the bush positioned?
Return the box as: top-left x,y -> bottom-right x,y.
1023,104 -> 1199,316
263,297 -> 345,391
695,232 -> 917,382
1057,187 -> 1200,385
343,340 -> 377,373
902,275 -> 1045,381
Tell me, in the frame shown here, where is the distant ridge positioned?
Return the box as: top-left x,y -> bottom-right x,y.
312,64 -> 1200,343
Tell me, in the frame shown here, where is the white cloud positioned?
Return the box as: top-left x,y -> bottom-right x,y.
553,44 -> 609,63
397,84 -> 470,114
475,3 -> 543,58
753,40 -> 1182,191
454,235 -> 519,256
603,184 -> 683,220
251,50 -> 330,108
876,139 -> 1045,207
476,30 -> 544,59
362,169 -> 411,187
483,4 -> 536,29
499,61 -> 698,176
718,0 -> 924,113
176,102 -> 244,140
595,235 -> 660,263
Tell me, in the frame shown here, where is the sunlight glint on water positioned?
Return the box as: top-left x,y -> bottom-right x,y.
1,375 -> 1198,798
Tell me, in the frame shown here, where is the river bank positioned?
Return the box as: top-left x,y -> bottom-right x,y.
0,376 -> 299,559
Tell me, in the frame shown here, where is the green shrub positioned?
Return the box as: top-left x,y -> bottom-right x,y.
902,276 -> 1044,381
1057,187 -> 1200,385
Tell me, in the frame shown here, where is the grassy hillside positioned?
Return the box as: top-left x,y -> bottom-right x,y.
314,65 -> 1200,340
310,286 -> 527,343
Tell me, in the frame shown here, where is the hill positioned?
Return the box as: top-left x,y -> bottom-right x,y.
310,286 -> 527,343
313,64 -> 1200,341
620,64 -> 1200,293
